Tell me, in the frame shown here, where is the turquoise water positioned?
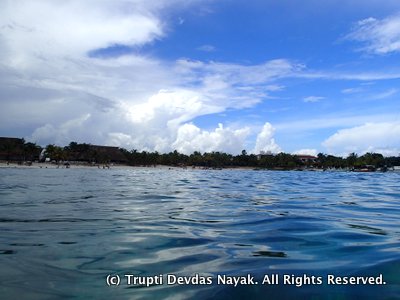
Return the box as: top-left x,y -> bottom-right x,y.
0,168 -> 399,299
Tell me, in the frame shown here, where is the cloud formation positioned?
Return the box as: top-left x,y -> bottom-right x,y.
173,123 -> 250,154
1,1 -> 399,156
0,1 -> 164,60
0,0 -> 290,154
253,123 -> 281,154
323,122 -> 400,156
292,149 -> 318,156
346,13 -> 400,54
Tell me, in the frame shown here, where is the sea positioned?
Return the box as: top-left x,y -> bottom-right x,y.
0,167 -> 399,299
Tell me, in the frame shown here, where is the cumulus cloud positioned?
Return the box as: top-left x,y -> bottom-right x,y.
346,13 -> 400,54
124,89 -> 221,127
253,123 -> 281,154
172,123 -> 250,154
323,122 -> 400,156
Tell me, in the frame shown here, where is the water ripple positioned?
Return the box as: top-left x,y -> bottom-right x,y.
0,168 -> 399,299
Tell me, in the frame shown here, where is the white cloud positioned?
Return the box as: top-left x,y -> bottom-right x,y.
275,113 -> 399,132
175,59 -> 303,88
0,1 -> 163,62
31,114 -> 91,145
346,13 -> 400,54
341,87 -> 364,94
341,87 -> 397,99
123,89 -> 221,126
253,123 -> 281,154
296,70 -> 400,81
303,96 -> 324,103
323,122 -> 400,156
107,132 -> 136,149
174,58 -> 301,109
292,149 -> 318,156
172,123 -> 250,154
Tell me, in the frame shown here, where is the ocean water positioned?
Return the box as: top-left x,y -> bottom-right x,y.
0,167 -> 399,299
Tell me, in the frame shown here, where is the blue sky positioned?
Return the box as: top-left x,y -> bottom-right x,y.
1,0 -> 400,156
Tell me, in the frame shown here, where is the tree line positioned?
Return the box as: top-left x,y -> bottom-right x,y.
1,139 -> 399,170
0,139 -> 400,170
121,150 -> 399,170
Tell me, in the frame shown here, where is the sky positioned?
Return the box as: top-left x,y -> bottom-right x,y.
1,0 -> 400,156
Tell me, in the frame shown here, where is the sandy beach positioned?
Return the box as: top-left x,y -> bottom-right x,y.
0,161 -> 129,169
0,161 -> 258,171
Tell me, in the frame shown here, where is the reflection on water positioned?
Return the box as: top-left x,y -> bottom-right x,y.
0,168 -> 399,299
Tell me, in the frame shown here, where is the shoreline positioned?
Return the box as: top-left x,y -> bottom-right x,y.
0,161 -> 126,169
1,161 -> 398,173
0,161 -> 256,171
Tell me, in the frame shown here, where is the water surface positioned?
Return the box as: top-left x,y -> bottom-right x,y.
0,168 -> 399,299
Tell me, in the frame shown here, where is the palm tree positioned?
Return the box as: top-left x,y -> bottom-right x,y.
346,152 -> 358,168
23,142 -> 41,161
45,144 -> 65,163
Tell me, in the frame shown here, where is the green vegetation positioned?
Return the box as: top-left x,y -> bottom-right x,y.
1,138 -> 399,170
0,138 -> 41,162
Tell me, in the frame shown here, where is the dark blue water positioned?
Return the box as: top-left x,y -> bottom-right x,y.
0,167 -> 399,299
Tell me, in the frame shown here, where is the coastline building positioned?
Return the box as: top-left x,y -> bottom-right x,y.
88,145 -> 128,163
295,155 -> 317,164
66,144 -> 128,164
